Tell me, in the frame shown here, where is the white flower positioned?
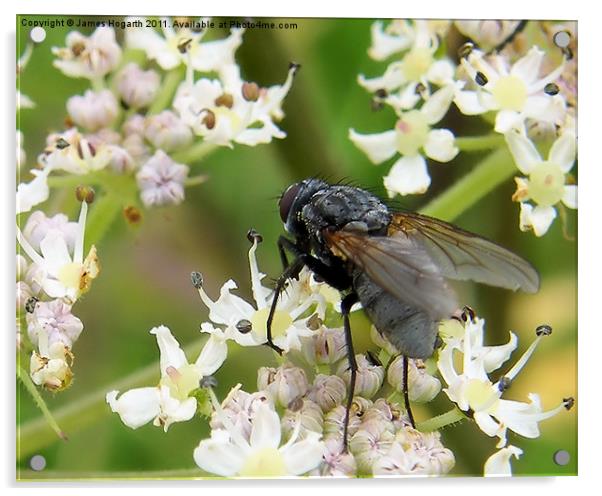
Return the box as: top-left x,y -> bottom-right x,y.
126,18 -> 243,73
136,150 -> 189,207
23,211 -> 79,252
359,20 -> 455,109
438,315 -> 573,448
173,63 -> 298,147
17,200 -> 99,303
116,63 -> 161,109
195,238 -> 327,353
26,299 -> 83,349
506,131 -> 577,236
194,400 -> 325,477
42,128 -> 111,175
143,111 -> 193,152
484,445 -> 523,476
67,90 -> 119,131
455,47 -> 567,133
350,84 -> 458,196
30,331 -> 73,391
16,166 -> 52,214
53,27 -> 121,80
106,325 -> 226,431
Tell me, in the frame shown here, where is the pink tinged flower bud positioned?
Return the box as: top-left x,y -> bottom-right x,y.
257,364 -> 309,408
337,354 -> 385,399
308,374 -> 347,412
361,398 -> 410,433
26,299 -> 83,349
67,90 -> 119,132
24,263 -> 44,296
107,145 -> 136,174
117,63 -> 161,109
209,388 -> 270,442
302,326 -> 347,365
323,398 -> 369,440
16,281 -> 33,311
349,419 -> 396,474
23,211 -> 79,253
313,437 -> 358,477
122,133 -> 150,165
281,398 -> 324,441
16,254 -> 29,280
123,114 -> 146,136
387,356 -> 441,403
136,150 -> 189,208
144,111 -> 193,152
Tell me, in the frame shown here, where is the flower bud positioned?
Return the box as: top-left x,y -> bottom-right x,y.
323,398 -> 368,440
23,211 -> 78,252
30,343 -> 74,392
387,356 -> 441,403
349,419 -> 395,474
257,364 -> 309,408
27,299 -> 84,349
312,437 -> 357,477
24,263 -> 44,296
144,111 -> 193,152
308,374 -> 347,412
301,326 -> 347,365
123,114 -> 146,136
370,325 -> 398,356
67,89 -> 119,131
337,354 -> 385,399
281,398 -> 323,441
117,63 -> 160,109
16,281 -> 33,311
210,387 -> 270,442
122,133 -> 151,165
107,145 -> 136,174
454,20 -> 523,51
136,150 -> 189,207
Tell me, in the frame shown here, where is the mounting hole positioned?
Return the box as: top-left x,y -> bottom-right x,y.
30,27 -> 47,43
29,454 -> 46,471
553,449 -> 570,466
553,31 -> 571,49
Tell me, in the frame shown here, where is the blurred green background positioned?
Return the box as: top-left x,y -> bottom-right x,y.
16,16 -> 577,478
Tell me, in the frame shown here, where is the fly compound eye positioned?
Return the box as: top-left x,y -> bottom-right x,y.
279,182 -> 302,223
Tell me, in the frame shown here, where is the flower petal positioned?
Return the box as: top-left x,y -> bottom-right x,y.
358,62 -> 405,92
482,332 -> 518,373
349,129 -> 397,164
505,132 -> 542,174
383,155 -> 430,196
249,403 -> 281,450
426,59 -> 455,86
16,168 -> 51,214
549,132 -> 576,172
281,432 -> 325,475
454,90 -> 494,115
523,95 -> 566,126
195,334 -> 228,376
494,110 -> 522,134
150,325 -> 188,374
193,430 -> 246,476
422,85 -> 455,125
562,185 -> 577,209
106,388 -> 161,429
474,411 -> 501,437
484,445 -> 523,476
368,21 -> 412,60
510,46 -> 544,86
424,129 -> 458,162
39,231 -> 72,276
519,203 -> 557,237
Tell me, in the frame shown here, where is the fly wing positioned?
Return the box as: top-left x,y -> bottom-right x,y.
323,228 -> 458,320
390,212 -> 540,293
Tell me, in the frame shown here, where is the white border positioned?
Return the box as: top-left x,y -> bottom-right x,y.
3,1 -> 596,494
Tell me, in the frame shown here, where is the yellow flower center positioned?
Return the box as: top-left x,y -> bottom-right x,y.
402,47 -> 434,81
491,75 -> 528,111
160,363 -> 201,401
395,110 -> 430,156
528,161 -> 566,207
57,262 -> 83,291
251,308 -> 293,343
239,448 -> 287,477
464,379 -> 499,412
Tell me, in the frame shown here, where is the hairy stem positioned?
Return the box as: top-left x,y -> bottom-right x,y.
147,65 -> 186,115
172,141 -> 217,165
417,407 -> 466,432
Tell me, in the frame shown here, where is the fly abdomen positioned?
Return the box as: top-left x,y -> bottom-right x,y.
353,270 -> 439,359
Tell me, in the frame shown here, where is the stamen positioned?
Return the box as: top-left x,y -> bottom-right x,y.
246,228 -> 263,244
74,200 -> 88,264
190,271 -> 203,289
207,385 -> 250,449
544,83 -> 560,95
25,296 -> 39,314
475,71 -> 489,86
503,327 -> 551,381
16,225 -> 44,266
236,319 -> 253,334
563,397 -> 575,411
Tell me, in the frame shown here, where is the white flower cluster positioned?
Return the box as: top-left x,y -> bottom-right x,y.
17,197 -> 99,391
17,20 -> 298,214
349,20 -> 577,237
437,311 -> 573,475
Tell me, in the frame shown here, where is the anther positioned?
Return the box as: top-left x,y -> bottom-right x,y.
190,271 -> 203,289
375,88 -> 388,99
544,83 -> 560,96
200,375 -> 218,388
75,185 -> 95,204
475,71 -> 488,86
242,82 -> 260,102
123,205 -> 142,225
236,319 -> 253,334
458,42 -> 474,60
25,296 -> 39,314
498,376 -> 512,392
288,61 -> 301,73
201,109 -> 216,130
535,324 -> 552,336
214,93 -> 234,108
177,38 -> 192,54
55,137 -> 70,150
563,397 -> 575,410
246,228 -> 263,244
461,305 -> 476,323
306,313 -> 323,331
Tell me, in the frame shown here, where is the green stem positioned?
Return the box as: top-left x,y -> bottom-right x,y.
17,338 -> 204,461
417,407 -> 466,432
420,147 -> 514,222
455,134 -> 505,152
184,174 -> 210,187
18,468 -> 211,481
172,141 -> 217,165
17,364 -> 67,452
148,65 -> 186,115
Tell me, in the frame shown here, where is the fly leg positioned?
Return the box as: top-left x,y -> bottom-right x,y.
402,355 -> 416,428
341,292 -> 359,451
